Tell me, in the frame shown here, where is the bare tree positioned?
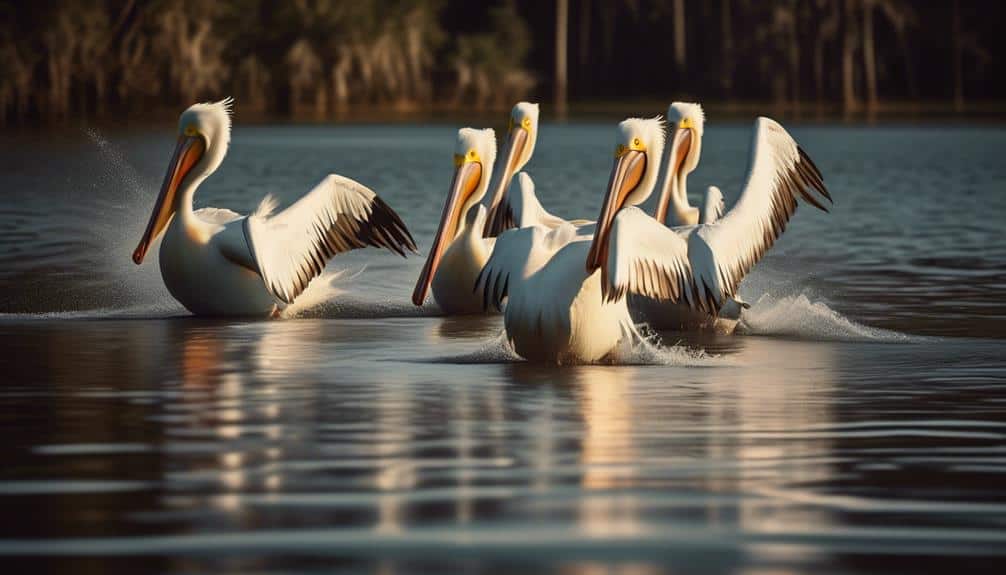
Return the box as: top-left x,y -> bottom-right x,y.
673,0 -> 686,75
862,0 -> 878,109
877,0 -> 918,99
842,0 -> 860,112
814,0 -> 841,104
556,0 -> 569,117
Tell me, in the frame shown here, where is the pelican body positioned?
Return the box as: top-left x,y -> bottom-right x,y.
588,113 -> 832,333
477,117 -> 667,363
132,98 -> 417,316
630,102 -> 742,333
412,102 -> 540,314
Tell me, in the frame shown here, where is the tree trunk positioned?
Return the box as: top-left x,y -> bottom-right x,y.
787,1 -> 800,105
862,0 -> 878,109
673,0 -> 686,75
842,0 -> 859,113
816,0 -> 840,105
555,0 -> 568,117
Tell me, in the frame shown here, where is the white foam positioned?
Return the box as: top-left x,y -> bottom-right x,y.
738,293 -> 914,342
0,302 -> 182,321
84,128 -> 178,312
440,331 -> 525,364
280,269 -> 356,318
617,326 -> 729,366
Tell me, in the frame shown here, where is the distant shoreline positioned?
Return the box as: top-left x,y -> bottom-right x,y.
3,99 -> 1005,132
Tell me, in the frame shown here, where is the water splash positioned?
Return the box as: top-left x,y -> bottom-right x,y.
617,324 -> 728,366
83,128 -> 180,313
437,331 -> 524,364
738,293 -> 915,342
280,269 -> 360,318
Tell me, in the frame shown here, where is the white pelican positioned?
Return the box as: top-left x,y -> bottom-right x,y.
482,102 -> 548,236
411,128 -> 497,313
131,98 -> 417,316
412,102 -> 540,314
475,117 -> 666,363
653,102 -> 724,228
631,102 -> 745,332
587,115 -> 832,328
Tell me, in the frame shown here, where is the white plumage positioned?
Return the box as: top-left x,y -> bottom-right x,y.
476,116 -> 667,363
411,128 -> 498,313
244,175 -> 414,304
133,99 -> 416,316
476,223 -> 630,363
604,116 -> 831,316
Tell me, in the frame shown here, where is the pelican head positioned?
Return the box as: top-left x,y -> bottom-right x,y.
132,97 -> 233,264
655,102 -> 704,225
483,101 -> 540,236
411,127 -> 496,306
586,116 -> 666,274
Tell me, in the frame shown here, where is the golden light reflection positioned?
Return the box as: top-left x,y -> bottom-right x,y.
180,332 -> 221,388
698,338 -> 839,542
577,366 -> 638,491
573,366 -> 644,537
374,381 -> 416,534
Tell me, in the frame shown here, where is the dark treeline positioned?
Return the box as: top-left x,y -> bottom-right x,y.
1,0 -> 1001,125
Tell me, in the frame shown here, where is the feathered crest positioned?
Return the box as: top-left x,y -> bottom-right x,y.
457,127 -> 497,169
619,115 -> 666,152
668,102 -> 705,129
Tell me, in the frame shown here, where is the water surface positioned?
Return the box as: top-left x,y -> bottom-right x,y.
0,122 -> 1004,573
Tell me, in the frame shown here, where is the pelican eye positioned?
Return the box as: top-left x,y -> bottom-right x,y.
679,117 -> 694,130
184,125 -> 199,137
454,149 -> 481,167
617,137 -> 645,157
521,117 -> 531,129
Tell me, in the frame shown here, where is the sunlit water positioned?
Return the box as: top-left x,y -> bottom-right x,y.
0,122 -> 1004,574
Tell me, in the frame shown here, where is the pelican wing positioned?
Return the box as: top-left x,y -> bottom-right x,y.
245,174 -> 417,304
494,172 -> 568,232
689,117 -> 830,309
474,223 -> 573,312
603,206 -> 693,304
699,186 -> 724,224
605,118 -> 830,312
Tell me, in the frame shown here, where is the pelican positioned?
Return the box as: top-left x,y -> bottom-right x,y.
631,102 -> 746,333
131,98 -> 417,316
410,128 -> 496,313
476,117 -> 666,363
482,102 -> 555,236
411,102 -> 539,313
587,115 -> 832,330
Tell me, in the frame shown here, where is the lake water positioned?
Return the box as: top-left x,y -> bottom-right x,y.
0,121 -> 1004,574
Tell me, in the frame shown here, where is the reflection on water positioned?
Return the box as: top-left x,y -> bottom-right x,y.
2,320 -> 1002,575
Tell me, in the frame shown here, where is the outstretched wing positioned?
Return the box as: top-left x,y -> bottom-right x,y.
487,172 -> 567,234
245,174 -> 417,304
688,117 -> 830,309
603,206 -> 693,304
604,118 -> 831,312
